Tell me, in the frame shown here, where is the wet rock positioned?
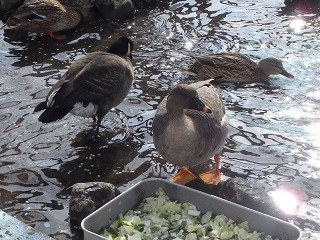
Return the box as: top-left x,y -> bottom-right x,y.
60,0 -> 94,21
0,0 -> 23,15
69,182 -> 120,228
92,0 -> 116,20
98,0 -> 135,21
62,0 -> 135,22
131,0 -> 157,9
186,177 -> 289,221
284,0 -> 320,11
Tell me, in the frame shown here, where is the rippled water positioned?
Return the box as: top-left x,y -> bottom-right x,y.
1,0 -> 320,239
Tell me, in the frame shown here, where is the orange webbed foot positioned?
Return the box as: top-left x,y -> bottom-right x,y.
48,32 -> 66,40
199,155 -> 221,185
171,167 -> 197,185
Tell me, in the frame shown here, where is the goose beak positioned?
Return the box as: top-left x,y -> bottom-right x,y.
194,98 -> 212,113
203,105 -> 212,113
281,69 -> 294,79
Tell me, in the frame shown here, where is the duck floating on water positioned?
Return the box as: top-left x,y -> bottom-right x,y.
34,37 -> 135,139
184,53 -> 294,83
152,79 -> 229,185
4,0 -> 81,40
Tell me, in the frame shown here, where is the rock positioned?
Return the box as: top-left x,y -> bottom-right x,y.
63,0 -> 135,22
283,0 -> 320,11
69,182 -> 120,228
0,0 -> 23,16
102,0 -> 135,21
186,177 -> 289,221
131,0 -> 157,9
92,0 -> 115,20
61,0 -> 95,21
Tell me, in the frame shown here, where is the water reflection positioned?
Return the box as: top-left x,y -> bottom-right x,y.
289,18 -> 306,33
0,0 -> 320,239
270,189 -> 301,214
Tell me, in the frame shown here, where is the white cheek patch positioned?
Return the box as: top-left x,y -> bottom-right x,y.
70,102 -> 97,118
126,42 -> 131,57
47,87 -> 61,107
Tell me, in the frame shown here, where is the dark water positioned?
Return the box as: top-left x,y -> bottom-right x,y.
1,0 -> 320,239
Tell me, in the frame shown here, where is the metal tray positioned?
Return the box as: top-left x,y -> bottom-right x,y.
81,178 -> 301,240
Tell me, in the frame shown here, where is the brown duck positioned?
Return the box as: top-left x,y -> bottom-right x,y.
152,80 -> 229,185
4,0 -> 81,40
34,37 -> 134,139
185,53 -> 294,83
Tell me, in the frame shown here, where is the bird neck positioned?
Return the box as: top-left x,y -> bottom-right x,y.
188,62 -> 202,74
254,67 -> 269,81
167,107 -> 185,120
167,111 -> 194,133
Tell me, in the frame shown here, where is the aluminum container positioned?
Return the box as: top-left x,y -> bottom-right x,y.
81,178 -> 301,240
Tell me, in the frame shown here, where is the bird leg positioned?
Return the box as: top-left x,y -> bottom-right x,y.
48,32 -> 66,40
93,116 -> 102,140
92,116 -> 106,129
199,155 -> 221,185
171,167 -> 197,185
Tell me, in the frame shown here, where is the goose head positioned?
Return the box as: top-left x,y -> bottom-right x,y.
166,84 -> 211,114
108,36 -> 134,59
257,58 -> 294,78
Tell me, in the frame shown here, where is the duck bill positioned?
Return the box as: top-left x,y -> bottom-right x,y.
281,69 -> 294,79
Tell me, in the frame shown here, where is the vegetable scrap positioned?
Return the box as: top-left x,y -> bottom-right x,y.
102,188 -> 279,240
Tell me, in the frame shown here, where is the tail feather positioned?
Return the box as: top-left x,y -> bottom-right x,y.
180,68 -> 198,75
34,101 -> 47,112
38,107 -> 72,123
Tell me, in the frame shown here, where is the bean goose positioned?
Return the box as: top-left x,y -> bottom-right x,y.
152,79 -> 229,185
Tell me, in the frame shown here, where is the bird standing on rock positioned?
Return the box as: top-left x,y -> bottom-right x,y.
34,37 -> 135,139
152,79 -> 229,185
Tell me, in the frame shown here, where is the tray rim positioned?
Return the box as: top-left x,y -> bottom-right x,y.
81,178 -> 302,240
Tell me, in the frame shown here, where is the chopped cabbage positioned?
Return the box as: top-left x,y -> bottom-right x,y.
102,188 -> 279,240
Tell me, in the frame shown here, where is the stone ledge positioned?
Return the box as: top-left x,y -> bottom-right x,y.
0,210 -> 54,240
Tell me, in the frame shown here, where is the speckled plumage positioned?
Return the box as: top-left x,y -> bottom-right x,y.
4,0 -> 81,35
152,79 -> 228,167
186,53 -> 294,83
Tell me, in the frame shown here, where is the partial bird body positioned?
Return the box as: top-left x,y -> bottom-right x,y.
34,37 -> 134,139
153,79 -> 228,185
4,0 -> 81,39
185,53 -> 294,83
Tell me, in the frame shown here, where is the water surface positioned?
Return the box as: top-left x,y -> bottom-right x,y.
0,0 -> 320,239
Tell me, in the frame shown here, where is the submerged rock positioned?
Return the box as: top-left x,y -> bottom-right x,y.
69,182 -> 120,228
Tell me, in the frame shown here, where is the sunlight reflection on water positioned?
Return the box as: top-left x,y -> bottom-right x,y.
270,189 -> 300,214
0,0 -> 320,239
289,18 -> 306,33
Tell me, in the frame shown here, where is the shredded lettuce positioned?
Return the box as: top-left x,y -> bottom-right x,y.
102,188 -> 279,240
